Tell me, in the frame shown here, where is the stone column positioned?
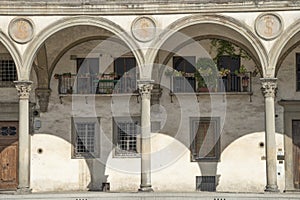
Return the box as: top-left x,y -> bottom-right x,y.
14,81 -> 33,194
138,82 -> 154,192
261,78 -> 279,192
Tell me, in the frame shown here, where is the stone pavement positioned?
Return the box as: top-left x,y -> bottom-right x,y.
0,192 -> 300,200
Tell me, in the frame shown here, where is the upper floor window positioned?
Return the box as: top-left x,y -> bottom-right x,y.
190,117 -> 220,161
76,58 -> 99,94
0,59 -> 17,87
113,57 -> 137,93
172,56 -> 196,93
217,55 -> 242,92
113,117 -> 140,157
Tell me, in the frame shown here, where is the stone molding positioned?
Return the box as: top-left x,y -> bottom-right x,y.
35,88 -> 51,112
8,17 -> 35,44
261,78 -> 277,98
14,81 -> 33,99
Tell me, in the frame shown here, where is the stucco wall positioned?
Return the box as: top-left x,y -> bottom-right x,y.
27,35 -> 286,193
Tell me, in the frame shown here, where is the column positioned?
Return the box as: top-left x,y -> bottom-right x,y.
138,82 -> 154,192
14,81 -> 33,194
261,78 -> 279,192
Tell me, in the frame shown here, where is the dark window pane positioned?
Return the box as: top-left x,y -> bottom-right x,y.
173,56 -> 196,73
184,56 -> 196,73
217,55 -> 240,72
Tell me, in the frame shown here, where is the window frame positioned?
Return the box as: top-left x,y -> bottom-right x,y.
71,117 -> 100,159
190,117 -> 220,162
76,57 -> 100,94
113,116 -> 140,158
0,54 -> 17,87
113,57 -> 137,93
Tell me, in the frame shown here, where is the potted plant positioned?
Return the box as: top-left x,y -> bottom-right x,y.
218,68 -> 231,77
195,57 -> 218,92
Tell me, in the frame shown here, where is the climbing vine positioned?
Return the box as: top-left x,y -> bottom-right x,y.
210,39 -> 251,63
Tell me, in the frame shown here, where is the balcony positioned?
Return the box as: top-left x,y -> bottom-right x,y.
55,73 -> 137,95
170,72 -> 252,93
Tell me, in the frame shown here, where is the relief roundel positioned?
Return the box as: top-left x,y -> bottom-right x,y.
9,17 -> 35,44
255,13 -> 283,40
131,16 -> 156,42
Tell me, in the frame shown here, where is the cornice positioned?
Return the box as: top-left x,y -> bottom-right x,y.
0,1 -> 300,15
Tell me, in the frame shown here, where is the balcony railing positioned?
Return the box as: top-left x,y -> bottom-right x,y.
56,73 -> 137,95
171,72 -> 252,93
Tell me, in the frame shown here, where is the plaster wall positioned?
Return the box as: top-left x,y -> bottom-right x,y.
27,37 -> 286,193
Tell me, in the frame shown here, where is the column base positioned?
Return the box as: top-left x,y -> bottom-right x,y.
265,184 -> 279,192
15,187 -> 32,194
138,185 -> 154,192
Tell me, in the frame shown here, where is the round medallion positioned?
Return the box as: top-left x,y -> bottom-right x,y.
9,17 -> 34,44
255,13 -> 283,40
131,16 -> 156,42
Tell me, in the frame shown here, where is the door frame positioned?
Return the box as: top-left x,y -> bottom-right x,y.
279,100 -> 300,191
0,121 -> 19,190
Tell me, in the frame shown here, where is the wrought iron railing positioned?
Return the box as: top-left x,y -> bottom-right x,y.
171,72 -> 252,93
56,73 -> 137,94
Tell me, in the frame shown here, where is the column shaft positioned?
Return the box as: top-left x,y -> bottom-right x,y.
138,82 -> 153,192
14,81 -> 32,194
261,78 -> 279,192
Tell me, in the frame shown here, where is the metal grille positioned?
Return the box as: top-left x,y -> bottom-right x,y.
75,122 -> 95,153
0,60 -> 17,87
116,121 -> 138,156
196,176 -> 216,191
1,126 -> 17,136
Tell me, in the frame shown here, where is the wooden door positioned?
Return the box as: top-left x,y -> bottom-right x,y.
0,122 -> 18,190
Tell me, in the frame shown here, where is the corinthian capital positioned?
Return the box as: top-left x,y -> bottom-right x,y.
138,83 -> 153,99
14,81 -> 33,99
261,78 -> 277,98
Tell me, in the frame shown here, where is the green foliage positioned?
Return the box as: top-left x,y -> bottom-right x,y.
210,39 -> 251,62
195,57 -> 218,88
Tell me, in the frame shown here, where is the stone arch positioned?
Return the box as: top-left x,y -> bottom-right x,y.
23,16 -> 144,80
146,14 -> 267,77
272,19 -> 300,77
0,30 -> 22,80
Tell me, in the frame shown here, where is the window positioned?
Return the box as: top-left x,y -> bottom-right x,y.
0,59 -> 17,87
72,117 -> 100,158
190,117 -> 220,161
76,58 -> 99,94
113,57 -> 137,93
173,56 -> 196,92
217,55 -> 240,72
296,53 -> 300,91
113,117 -> 140,157
217,55 -> 240,92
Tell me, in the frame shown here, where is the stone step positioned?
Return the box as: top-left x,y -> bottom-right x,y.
0,192 -> 300,200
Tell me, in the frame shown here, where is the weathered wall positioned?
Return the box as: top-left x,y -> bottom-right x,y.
28,36 -> 285,192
